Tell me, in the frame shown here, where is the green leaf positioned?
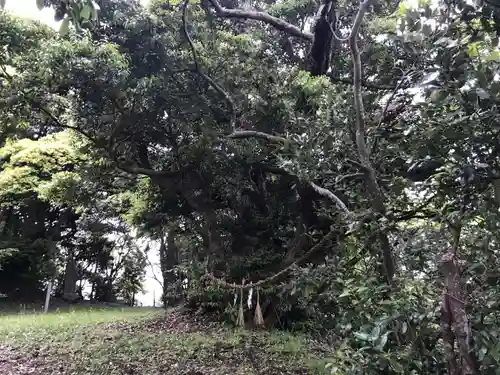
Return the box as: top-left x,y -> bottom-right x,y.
59,17 -> 70,36
421,71 -> 439,85
422,24 -> 432,37
436,37 -> 458,48
339,290 -> 351,298
479,347 -> 488,361
80,5 -> 91,20
389,359 -> 405,373
485,50 -> 500,62
430,89 -> 449,103
376,332 -> 389,351
468,43 -> 479,57
475,70 -> 489,87
354,332 -> 370,342
36,0 -> 44,10
0,0 -> 6,8
401,321 -> 408,334
475,88 -> 490,99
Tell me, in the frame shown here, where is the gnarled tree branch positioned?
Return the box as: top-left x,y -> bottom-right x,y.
228,130 -> 288,143
116,163 -> 190,178
245,163 -> 350,214
310,181 -> 350,214
205,227 -> 342,289
206,0 -> 312,40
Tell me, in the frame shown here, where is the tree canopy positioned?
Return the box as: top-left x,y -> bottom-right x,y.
2,0 -> 500,373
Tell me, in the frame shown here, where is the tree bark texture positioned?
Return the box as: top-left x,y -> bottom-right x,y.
159,225 -> 180,306
62,254 -> 79,301
440,249 -> 480,375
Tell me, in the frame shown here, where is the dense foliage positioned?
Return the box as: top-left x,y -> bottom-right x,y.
2,0 -> 500,373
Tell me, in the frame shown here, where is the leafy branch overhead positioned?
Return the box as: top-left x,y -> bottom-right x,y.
0,0 -> 100,35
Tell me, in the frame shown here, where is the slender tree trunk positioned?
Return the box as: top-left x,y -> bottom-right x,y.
44,239 -> 58,313
44,281 -> 52,313
348,0 -> 395,283
91,263 -> 98,300
158,230 -> 168,307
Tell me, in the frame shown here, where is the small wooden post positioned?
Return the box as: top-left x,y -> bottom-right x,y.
44,238 -> 58,314
44,281 -> 52,313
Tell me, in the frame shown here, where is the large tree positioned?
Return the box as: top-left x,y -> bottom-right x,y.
3,0 -> 500,373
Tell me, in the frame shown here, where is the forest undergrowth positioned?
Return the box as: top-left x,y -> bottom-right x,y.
0,306 -> 330,375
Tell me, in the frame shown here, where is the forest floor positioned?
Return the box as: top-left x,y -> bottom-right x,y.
0,305 -> 331,375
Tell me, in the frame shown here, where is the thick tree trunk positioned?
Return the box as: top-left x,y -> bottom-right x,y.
159,225 -> 180,307
440,249 -> 480,375
62,254 -> 79,301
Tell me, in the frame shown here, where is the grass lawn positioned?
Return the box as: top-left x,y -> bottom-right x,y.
0,306 -> 330,374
